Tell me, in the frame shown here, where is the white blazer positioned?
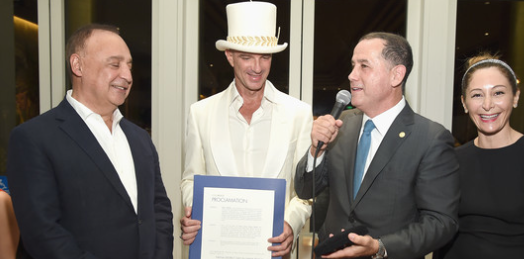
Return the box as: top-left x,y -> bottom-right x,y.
181,80 -> 313,241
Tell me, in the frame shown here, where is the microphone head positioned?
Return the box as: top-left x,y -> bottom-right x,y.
336,90 -> 351,105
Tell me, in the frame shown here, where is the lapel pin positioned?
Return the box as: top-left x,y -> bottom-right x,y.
399,132 -> 406,138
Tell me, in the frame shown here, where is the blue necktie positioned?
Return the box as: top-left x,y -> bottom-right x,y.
353,120 -> 375,198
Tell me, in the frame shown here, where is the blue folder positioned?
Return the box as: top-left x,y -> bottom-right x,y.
0,176 -> 9,195
189,175 -> 286,259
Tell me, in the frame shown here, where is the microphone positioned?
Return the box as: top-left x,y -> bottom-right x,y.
317,90 -> 351,150
330,90 -> 351,119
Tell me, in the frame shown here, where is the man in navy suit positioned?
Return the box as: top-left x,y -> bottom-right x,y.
7,24 -> 174,259
295,32 -> 460,259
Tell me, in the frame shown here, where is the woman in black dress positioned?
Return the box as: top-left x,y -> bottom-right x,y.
435,53 -> 524,258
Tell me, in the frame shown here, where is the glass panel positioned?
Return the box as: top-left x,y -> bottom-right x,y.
312,0 -> 407,117
0,0 -> 39,175
64,0 -> 152,133
452,0 -> 524,145
198,0 -> 291,100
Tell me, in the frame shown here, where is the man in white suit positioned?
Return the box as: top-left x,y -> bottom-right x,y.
179,1 -> 312,258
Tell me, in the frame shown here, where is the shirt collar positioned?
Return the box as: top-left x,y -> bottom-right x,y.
228,80 -> 277,107
66,89 -> 124,125
362,96 -> 406,136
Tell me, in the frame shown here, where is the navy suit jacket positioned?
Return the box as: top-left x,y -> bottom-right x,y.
295,104 -> 460,259
7,99 -> 174,259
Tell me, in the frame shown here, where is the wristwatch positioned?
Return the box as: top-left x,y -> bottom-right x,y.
371,239 -> 386,259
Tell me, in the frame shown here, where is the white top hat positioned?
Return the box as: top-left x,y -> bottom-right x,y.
215,1 -> 288,54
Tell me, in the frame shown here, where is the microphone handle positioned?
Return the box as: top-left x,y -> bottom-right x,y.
316,101 -> 346,151
330,101 -> 346,119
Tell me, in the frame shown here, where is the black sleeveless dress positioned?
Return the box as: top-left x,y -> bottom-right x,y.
435,138 -> 524,258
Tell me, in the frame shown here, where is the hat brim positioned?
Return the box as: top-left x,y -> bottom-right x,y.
216,40 -> 287,54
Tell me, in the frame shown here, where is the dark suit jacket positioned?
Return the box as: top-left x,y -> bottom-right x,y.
7,99 -> 174,259
295,104 -> 460,259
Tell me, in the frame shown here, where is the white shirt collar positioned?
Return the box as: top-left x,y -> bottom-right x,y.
362,96 -> 406,136
66,89 -> 124,127
228,80 -> 277,107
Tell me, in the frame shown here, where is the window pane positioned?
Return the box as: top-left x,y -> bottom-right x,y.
312,0 -> 407,117
0,0 -> 39,175
198,0 -> 291,100
452,0 -> 524,145
64,0 -> 152,133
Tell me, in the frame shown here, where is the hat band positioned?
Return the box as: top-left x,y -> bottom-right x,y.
226,35 -> 278,47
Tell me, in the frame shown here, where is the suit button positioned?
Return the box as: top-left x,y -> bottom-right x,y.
138,219 -> 143,224
348,213 -> 355,223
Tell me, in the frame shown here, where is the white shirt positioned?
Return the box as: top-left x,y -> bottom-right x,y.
307,96 -> 406,181
66,90 -> 138,214
228,84 -> 273,177
357,97 -> 405,181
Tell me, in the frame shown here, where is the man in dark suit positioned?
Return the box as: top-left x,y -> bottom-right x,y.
295,32 -> 460,259
7,24 -> 174,259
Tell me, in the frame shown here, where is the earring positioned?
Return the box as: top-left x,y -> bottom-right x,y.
464,109 -> 468,114
514,104 -> 518,108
